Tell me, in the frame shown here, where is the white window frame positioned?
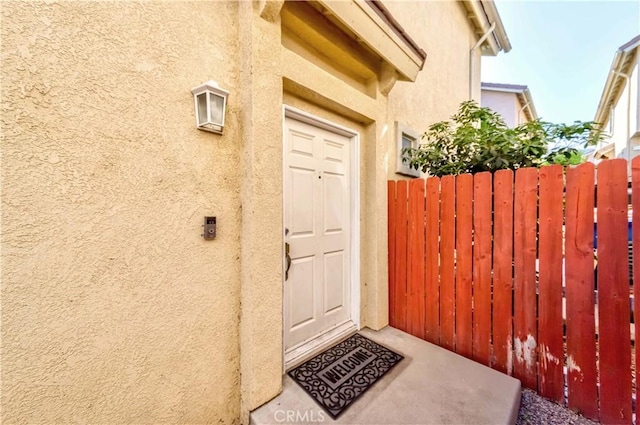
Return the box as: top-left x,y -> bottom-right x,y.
395,122 -> 421,177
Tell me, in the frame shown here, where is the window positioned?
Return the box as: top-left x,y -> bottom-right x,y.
395,122 -> 420,177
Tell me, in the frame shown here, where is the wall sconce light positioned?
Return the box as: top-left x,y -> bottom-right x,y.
191,80 -> 229,134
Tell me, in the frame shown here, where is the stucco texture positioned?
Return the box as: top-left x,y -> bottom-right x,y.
1,1 -> 242,423
2,0 -> 501,422
237,2 -> 284,421
385,0 -> 479,178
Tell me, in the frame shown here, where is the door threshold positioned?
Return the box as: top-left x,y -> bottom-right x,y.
284,321 -> 358,371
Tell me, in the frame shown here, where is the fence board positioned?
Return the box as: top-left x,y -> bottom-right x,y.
597,159 -> 632,424
493,169 -> 514,375
440,175 -> 456,351
394,180 -> 408,332
633,157 -> 640,398
388,181 -> 397,328
425,177 -> 440,344
473,172 -> 492,366
537,165 -> 564,403
565,163 -> 598,420
407,179 -> 426,340
389,159 -> 638,420
513,167 -> 538,390
455,174 -> 473,359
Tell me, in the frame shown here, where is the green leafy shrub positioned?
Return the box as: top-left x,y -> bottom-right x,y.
403,101 -> 603,177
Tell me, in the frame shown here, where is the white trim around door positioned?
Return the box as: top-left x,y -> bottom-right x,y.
282,105 -> 361,370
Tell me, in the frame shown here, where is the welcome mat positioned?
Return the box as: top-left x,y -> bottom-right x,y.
287,333 -> 404,419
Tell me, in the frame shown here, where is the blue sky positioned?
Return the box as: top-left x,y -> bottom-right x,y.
482,0 -> 640,125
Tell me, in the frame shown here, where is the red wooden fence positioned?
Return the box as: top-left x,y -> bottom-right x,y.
388,158 -> 638,423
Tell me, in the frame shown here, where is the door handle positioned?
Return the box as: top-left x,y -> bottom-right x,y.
285,242 -> 292,281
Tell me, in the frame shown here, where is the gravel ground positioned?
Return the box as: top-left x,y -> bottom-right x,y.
516,389 -> 598,425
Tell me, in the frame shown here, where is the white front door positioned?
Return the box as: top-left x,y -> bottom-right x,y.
284,115 -> 354,357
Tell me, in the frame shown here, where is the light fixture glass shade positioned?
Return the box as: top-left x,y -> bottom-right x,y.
209,93 -> 225,126
197,93 -> 208,125
191,80 -> 228,134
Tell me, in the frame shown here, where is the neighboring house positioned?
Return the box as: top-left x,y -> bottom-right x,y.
593,34 -> 640,162
0,1 -> 510,423
481,82 -> 538,127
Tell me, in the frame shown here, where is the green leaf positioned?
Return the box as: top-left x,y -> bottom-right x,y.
405,101 -> 605,177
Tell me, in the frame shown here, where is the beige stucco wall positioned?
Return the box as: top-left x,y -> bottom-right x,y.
1,1 -> 243,423
2,0 -> 501,423
237,2 -> 283,421
384,0 -> 480,180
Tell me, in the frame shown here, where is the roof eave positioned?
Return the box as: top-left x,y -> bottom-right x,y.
594,51 -> 625,127
594,35 -> 640,128
463,0 -> 510,56
317,0 -> 427,82
480,0 -> 512,54
522,88 -> 538,121
481,82 -> 538,121
481,82 -> 527,92
594,141 -> 615,159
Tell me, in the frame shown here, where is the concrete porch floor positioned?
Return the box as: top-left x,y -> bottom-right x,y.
251,327 -> 521,425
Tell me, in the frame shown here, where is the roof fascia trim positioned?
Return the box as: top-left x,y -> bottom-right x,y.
465,0 -> 511,56
317,0 -> 426,82
479,0 -> 512,53
594,39 -> 639,128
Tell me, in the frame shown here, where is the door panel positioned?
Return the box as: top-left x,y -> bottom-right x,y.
290,168 -> 315,236
289,255 -> 316,329
324,251 -> 345,313
284,117 -> 352,351
323,173 -> 345,232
